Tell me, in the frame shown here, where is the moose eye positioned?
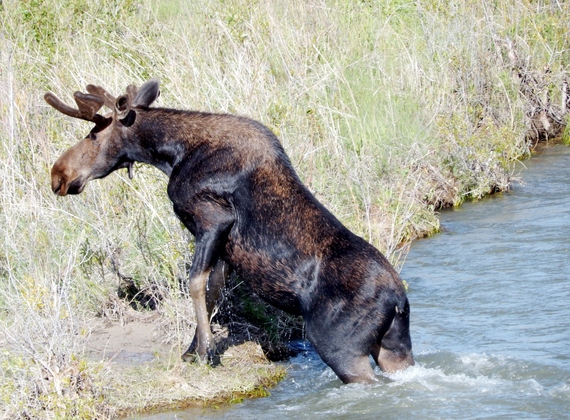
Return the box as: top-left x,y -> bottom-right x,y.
88,132 -> 97,141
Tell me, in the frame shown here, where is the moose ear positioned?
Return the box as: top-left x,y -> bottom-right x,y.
114,94 -> 132,121
132,79 -> 160,108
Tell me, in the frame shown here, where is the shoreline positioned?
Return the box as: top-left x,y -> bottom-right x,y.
78,310 -> 287,417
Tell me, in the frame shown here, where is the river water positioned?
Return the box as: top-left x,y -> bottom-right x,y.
147,145 -> 570,419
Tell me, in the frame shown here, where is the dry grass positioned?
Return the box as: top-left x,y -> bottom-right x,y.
1,0 -> 569,417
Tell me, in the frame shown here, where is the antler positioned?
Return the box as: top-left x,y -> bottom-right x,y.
44,91 -> 108,126
46,80 -> 159,123
126,84 -> 139,99
85,84 -> 116,109
85,84 -> 139,108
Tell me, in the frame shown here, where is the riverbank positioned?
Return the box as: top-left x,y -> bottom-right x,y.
1,1 -> 569,417
85,313 -> 287,417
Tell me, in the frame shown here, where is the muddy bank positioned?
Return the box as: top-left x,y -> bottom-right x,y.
80,308 -> 285,417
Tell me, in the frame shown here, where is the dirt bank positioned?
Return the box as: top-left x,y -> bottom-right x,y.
80,306 -> 285,417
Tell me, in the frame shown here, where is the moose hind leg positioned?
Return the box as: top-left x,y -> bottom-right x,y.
372,303 -> 414,373
306,319 -> 377,384
324,353 -> 377,384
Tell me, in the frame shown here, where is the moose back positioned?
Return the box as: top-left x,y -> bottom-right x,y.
45,79 -> 414,383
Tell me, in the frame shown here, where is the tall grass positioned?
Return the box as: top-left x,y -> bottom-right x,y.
1,0 -> 569,416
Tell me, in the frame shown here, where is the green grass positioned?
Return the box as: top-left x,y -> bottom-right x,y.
1,0 -> 569,416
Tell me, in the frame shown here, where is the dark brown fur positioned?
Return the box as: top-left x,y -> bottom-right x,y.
46,80 -> 414,383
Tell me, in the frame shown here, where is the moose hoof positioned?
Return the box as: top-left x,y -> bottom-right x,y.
181,349 -> 221,366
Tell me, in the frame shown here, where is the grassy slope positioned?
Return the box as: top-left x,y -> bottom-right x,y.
1,0 -> 569,417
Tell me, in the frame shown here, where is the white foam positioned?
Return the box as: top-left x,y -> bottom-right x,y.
377,351 -> 526,395
384,363 -> 502,392
549,382 -> 570,398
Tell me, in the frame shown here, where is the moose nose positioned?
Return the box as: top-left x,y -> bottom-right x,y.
51,176 -> 65,196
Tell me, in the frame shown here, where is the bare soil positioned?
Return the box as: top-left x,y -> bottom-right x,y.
85,312 -> 174,366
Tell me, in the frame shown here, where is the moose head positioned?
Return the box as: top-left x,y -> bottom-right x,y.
45,80 -> 160,195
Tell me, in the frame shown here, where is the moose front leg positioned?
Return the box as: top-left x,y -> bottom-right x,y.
176,199 -> 234,365
189,265 -> 215,363
182,258 -> 230,363
205,258 -> 230,317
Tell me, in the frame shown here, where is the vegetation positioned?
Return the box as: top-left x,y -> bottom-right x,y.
1,0 -> 569,417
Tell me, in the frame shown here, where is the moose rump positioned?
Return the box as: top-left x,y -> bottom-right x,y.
45,78 -> 414,384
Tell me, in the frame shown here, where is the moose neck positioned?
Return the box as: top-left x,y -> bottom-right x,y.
128,108 -> 195,177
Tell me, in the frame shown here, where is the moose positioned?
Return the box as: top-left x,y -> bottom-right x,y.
45,79 -> 414,383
